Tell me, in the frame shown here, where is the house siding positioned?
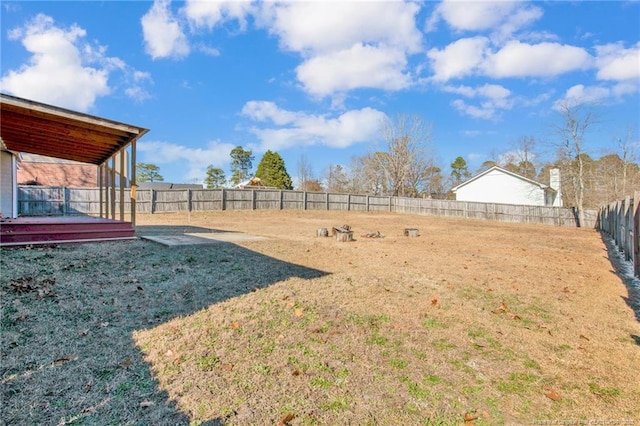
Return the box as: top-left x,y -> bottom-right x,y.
454,169 -> 546,206
0,151 -> 17,217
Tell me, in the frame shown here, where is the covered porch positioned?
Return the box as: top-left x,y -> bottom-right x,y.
0,93 -> 148,246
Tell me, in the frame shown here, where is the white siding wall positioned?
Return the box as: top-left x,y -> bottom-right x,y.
455,169 -> 545,206
0,151 -> 17,218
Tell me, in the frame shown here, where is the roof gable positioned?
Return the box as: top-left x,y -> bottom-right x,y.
451,166 -> 550,192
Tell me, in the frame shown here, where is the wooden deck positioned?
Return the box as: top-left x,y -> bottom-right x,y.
0,216 -> 136,247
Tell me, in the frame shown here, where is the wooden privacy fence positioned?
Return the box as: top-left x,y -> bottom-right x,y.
597,192 -> 640,278
17,186 -> 597,228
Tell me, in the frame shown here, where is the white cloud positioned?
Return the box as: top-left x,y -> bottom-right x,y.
553,84 -> 617,110
241,101 -> 387,151
595,42 -> 640,81
0,14 -> 153,110
257,1 -> 422,98
428,37 -> 489,82
182,0 -> 253,31
242,101 -> 300,125
427,0 -> 541,41
482,41 -> 592,78
137,139 -> 236,182
141,0 -> 190,60
0,14 -> 110,111
446,83 -> 513,120
261,1 -> 422,55
296,44 -> 412,97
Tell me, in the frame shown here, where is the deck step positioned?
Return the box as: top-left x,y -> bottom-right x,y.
0,217 -> 135,246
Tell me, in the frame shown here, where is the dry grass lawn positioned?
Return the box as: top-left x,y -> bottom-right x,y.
1,210 -> 639,425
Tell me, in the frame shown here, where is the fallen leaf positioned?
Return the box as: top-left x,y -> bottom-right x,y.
464,411 -> 478,421
431,296 -> 439,307
79,329 -> 89,336
493,302 -> 508,314
544,387 -> 560,401
137,285 -> 143,291
231,321 -> 241,329
292,369 -> 302,376
294,308 -> 304,317
140,400 -> 155,408
221,363 -> 234,372
579,334 -> 590,341
277,412 -> 295,425
120,358 -> 132,368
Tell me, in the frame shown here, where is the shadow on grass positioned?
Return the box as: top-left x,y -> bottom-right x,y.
0,233 -> 328,425
600,233 -> 640,325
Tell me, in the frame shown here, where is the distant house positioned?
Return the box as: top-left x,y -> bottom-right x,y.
17,153 -> 98,187
451,166 -> 562,207
235,177 -> 267,189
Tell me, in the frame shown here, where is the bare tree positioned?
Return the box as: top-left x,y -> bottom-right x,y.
501,136 -> 537,179
552,101 -> 598,227
325,164 -> 350,193
372,114 -> 433,197
296,154 -> 314,191
615,126 -> 639,197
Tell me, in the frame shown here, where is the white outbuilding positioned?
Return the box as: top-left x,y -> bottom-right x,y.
451,166 -> 562,207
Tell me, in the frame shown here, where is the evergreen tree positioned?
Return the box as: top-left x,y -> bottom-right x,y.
450,156 -> 470,184
255,150 -> 293,189
136,163 -> 164,182
229,146 -> 254,186
204,165 -> 226,188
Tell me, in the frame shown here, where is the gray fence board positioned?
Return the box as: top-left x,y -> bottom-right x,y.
18,186 -> 598,229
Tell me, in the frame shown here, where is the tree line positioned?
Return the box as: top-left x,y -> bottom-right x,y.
137,103 -> 639,227
137,147 -> 293,190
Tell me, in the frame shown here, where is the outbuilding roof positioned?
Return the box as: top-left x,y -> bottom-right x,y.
451,166 -> 553,193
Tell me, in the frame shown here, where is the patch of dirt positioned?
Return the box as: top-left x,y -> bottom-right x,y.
1,210 -> 638,425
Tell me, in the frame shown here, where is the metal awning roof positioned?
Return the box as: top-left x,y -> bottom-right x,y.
0,93 -> 148,165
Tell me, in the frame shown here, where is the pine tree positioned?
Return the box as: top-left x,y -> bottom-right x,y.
229,146 -> 254,186
136,163 -> 164,182
255,150 -> 293,189
204,165 -> 226,188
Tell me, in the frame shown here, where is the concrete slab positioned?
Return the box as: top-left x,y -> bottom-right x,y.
141,232 -> 267,247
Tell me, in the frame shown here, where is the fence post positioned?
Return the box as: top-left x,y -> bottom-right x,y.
221,188 -> 226,211
634,192 -> 640,278
388,196 -> 392,212
280,190 -> 284,210
251,190 -> 256,210
150,189 -> 156,214
347,194 -> 351,211
187,189 -> 192,212
366,195 -> 370,212
326,193 -> 329,210
62,186 -> 67,216
624,196 -> 631,259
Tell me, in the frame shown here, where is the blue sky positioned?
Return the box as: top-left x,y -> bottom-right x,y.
1,1 -> 639,185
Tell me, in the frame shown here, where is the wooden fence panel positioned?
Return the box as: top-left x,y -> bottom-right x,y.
255,189 -> 283,210
282,191 -> 304,210
598,194 -> 639,278
18,186 -> 599,230
18,186 -> 64,216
